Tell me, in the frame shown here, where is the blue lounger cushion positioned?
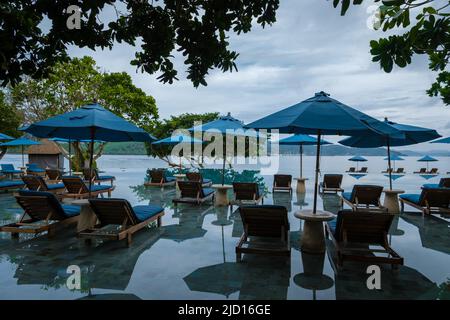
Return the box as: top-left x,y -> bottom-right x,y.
0,180 -> 24,188
165,176 -> 176,182
202,188 -> 214,197
342,192 -> 353,202
98,175 -> 115,180
46,183 -> 65,190
202,178 -> 212,184
28,168 -> 45,172
61,205 -> 81,217
400,193 -> 421,205
422,184 -> 439,189
89,185 -> 111,192
327,218 -> 338,236
132,205 -> 164,222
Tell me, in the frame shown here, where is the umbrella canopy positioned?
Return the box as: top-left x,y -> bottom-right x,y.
152,134 -> 203,145
0,137 -> 42,167
348,156 -> 367,162
188,113 -> 253,185
384,154 -> 404,161
418,155 -> 438,162
22,103 -> 156,142
339,118 -> 439,189
430,136 -> 450,144
279,134 -> 331,178
246,91 -> 404,213
22,103 -> 156,196
0,133 -> 14,140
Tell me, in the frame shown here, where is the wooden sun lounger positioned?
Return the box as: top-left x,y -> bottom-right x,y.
62,176 -> 114,199
144,169 -> 176,188
319,174 -> 343,194
346,167 -> 356,173
45,169 -> 64,181
236,205 -> 290,262
414,168 -> 427,174
325,210 -> 403,268
400,187 -> 450,215
78,198 -> 164,247
395,168 -> 405,174
22,175 -> 66,194
0,180 -> 25,192
428,168 -> 439,174
83,168 -> 116,186
229,182 -> 264,211
341,185 -> 387,212
382,168 -> 393,174
272,174 -> 292,194
186,172 -> 212,187
0,190 -> 80,238
26,164 -> 46,176
358,167 -> 368,173
172,181 -> 215,206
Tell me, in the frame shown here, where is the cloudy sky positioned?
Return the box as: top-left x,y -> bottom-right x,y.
69,0 -> 449,151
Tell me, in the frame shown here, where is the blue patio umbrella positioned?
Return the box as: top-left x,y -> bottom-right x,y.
152,134 -> 205,169
0,137 -> 41,167
340,117 -> 439,189
188,113 -> 255,185
246,91 -> 404,213
22,103 -> 156,197
430,136 -> 450,144
0,133 -> 14,140
384,154 -> 404,171
417,155 -> 438,171
279,134 -> 331,178
348,155 -> 367,171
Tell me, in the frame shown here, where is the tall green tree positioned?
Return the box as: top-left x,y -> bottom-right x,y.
332,0 -> 450,105
0,0 -> 279,88
148,112 -> 219,168
10,56 -> 159,170
0,91 -> 23,160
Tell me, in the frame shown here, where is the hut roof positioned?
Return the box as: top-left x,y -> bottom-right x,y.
27,139 -> 62,155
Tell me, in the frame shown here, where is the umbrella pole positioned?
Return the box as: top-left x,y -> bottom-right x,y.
21,145 -> 24,168
222,141 -> 226,185
299,144 -> 303,178
313,131 -> 321,214
387,138 -> 393,190
88,128 -> 95,198
69,139 -> 72,175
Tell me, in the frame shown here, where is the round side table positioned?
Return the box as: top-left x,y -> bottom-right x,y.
72,199 -> 97,232
295,178 -> 308,193
211,184 -> 233,206
383,189 -> 404,214
294,210 -> 335,254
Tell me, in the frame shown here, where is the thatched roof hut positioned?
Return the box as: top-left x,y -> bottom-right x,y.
27,139 -> 64,170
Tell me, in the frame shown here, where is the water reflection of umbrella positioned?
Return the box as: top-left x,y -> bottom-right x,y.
419,174 -> 438,180
212,207 -> 233,263
247,91 -> 403,213
293,252 -> 334,300
417,155 -> 438,171
279,134 -> 331,178
0,137 -> 41,167
161,206 -> 212,242
348,155 -> 367,171
340,118 -> 439,190
22,103 -> 155,197
384,173 -> 405,181
349,173 -> 366,180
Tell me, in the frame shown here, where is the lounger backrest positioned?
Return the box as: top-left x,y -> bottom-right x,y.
1,164 -> 15,171
89,198 -> 138,226
26,163 -> 41,170
439,178 -> 450,188
62,176 -> 88,194
82,168 -> 98,181
349,167 -> 355,172
150,169 -> 165,183
239,205 -> 289,238
178,181 -> 204,198
351,185 -> 383,206
323,174 -> 343,188
274,174 -> 291,187
429,168 -> 438,174
360,167 -> 368,173
46,169 -> 62,180
16,190 -> 68,221
418,168 -> 426,173
186,172 -> 202,183
22,175 -> 48,191
233,182 -> 259,200
335,210 -> 393,244
421,188 -> 450,208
